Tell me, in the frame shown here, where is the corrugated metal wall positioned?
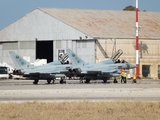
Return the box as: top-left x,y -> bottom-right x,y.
76,40 -> 95,63
96,38 -> 160,79
53,39 -> 95,63
1,39 -> 95,68
1,41 -> 35,68
0,9 -> 92,42
2,42 -> 18,68
0,44 -> 3,63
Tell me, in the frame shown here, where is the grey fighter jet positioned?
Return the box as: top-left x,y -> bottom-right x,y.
9,51 -> 71,84
65,49 -> 136,83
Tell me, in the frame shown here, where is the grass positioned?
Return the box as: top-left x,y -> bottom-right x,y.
0,101 -> 159,120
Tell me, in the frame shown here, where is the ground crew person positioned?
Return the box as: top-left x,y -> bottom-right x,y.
132,74 -> 137,83
121,70 -> 127,83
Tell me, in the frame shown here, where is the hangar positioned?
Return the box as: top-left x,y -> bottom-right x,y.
0,8 -> 160,79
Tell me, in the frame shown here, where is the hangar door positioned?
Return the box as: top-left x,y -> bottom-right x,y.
36,41 -> 53,63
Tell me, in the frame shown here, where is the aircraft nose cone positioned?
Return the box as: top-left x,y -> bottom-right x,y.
129,63 -> 137,69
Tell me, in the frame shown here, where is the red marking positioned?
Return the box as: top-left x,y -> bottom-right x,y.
136,8 -> 138,22
136,64 -> 139,79
136,36 -> 139,50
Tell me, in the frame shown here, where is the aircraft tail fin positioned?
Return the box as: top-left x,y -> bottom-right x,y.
9,51 -> 32,69
66,49 -> 87,66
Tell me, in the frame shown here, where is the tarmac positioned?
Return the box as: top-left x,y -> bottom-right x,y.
0,79 -> 159,102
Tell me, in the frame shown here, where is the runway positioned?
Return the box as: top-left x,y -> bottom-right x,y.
0,79 -> 160,102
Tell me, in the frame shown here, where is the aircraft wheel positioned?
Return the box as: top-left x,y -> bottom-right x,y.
33,79 -> 39,84
52,80 -> 55,84
103,78 -> 107,83
85,79 -> 90,83
79,77 -> 83,83
113,79 -> 118,83
47,79 -> 51,84
79,80 -> 83,83
60,79 -> 64,84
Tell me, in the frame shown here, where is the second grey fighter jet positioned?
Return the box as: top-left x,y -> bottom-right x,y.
65,49 -> 136,83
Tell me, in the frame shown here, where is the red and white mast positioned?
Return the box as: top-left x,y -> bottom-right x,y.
135,0 -> 139,78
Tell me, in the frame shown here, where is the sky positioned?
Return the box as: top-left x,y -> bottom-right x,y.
0,0 -> 160,30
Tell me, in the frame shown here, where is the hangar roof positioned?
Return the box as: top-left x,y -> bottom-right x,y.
39,8 -> 160,39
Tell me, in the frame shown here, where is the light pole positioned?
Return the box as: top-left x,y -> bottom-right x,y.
135,0 -> 139,78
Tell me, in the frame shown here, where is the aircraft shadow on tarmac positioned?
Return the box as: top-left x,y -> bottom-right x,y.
13,80 -> 112,85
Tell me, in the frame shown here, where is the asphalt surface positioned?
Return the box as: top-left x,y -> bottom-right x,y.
0,79 -> 160,102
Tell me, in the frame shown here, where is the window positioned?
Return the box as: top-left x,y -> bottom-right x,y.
0,67 -> 8,74
142,65 -> 150,78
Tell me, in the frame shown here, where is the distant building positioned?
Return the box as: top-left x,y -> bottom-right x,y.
0,8 -> 160,79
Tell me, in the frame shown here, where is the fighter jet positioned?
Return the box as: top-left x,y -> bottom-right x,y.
9,51 -> 71,84
65,49 -> 136,83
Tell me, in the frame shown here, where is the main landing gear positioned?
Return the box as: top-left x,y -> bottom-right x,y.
33,79 -> 39,84
47,79 -> 52,84
33,79 -> 54,84
79,77 -> 84,83
85,78 -> 90,83
113,77 -> 118,83
103,78 -> 108,83
60,77 -> 66,84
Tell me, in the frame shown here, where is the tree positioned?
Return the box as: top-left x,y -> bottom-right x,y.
123,5 -> 136,11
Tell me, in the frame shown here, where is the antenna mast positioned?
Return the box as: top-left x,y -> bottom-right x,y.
135,0 -> 139,78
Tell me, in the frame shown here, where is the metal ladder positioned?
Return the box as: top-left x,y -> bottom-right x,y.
110,49 -> 123,61
59,53 -> 69,64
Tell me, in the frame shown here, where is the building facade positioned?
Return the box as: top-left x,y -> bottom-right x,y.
0,8 -> 160,79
